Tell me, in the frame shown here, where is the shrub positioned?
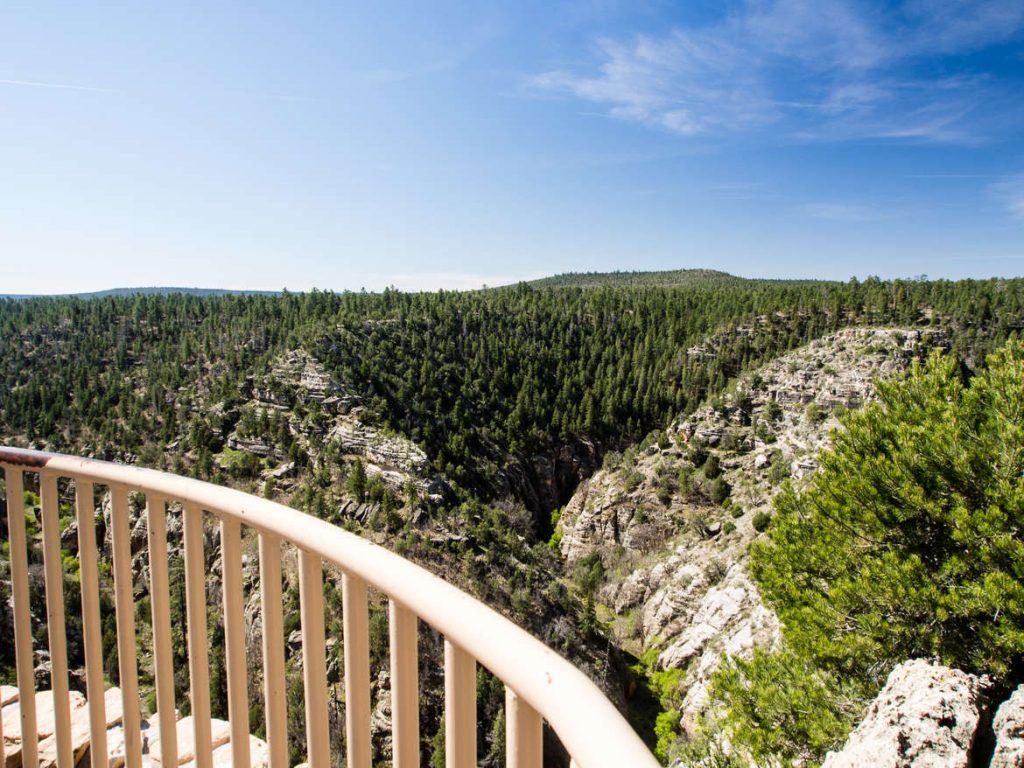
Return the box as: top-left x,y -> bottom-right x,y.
768,457 -> 790,485
623,470 -> 643,493
751,511 -> 772,532
709,477 -> 731,504
703,454 -> 722,479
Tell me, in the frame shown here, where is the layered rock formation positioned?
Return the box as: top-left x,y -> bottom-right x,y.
222,349 -> 442,498
559,328 -> 947,734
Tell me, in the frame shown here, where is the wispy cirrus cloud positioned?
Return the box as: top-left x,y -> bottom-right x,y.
531,0 -> 1024,143
991,175 -> 1024,220
0,78 -> 117,93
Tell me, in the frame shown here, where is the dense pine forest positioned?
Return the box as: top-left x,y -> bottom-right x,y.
2,275 -> 1021,498
2,272 -> 1024,766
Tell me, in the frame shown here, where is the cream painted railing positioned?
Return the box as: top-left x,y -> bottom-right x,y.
0,447 -> 659,768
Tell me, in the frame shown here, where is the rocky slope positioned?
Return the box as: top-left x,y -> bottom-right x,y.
558,328 -> 949,736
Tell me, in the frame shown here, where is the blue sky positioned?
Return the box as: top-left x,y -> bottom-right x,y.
1,0 -> 1023,292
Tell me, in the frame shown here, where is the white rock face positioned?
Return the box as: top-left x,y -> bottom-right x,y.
558,328 -> 945,735
822,660 -> 989,768
991,685 -> 1024,768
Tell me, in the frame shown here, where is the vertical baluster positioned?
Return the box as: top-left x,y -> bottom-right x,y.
40,472 -> 73,768
258,533 -> 288,768
76,480 -> 107,768
183,503 -> 213,768
505,688 -> 542,768
389,600 -> 419,768
298,550 -> 330,768
4,467 -> 36,768
343,574 -> 371,768
146,495 -> 177,768
220,518 -> 250,768
444,640 -> 476,768
110,485 -> 142,768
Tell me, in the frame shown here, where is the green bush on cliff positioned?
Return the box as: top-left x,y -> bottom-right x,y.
712,341 -> 1024,764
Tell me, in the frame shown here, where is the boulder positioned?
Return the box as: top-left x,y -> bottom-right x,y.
204,734 -> 270,768
3,690 -> 87,768
991,685 -> 1024,768
822,659 -> 990,768
148,716 -> 232,765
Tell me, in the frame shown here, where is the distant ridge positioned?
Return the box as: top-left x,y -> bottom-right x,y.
528,269 -> 746,289
0,287 -> 281,300
527,269 -> 833,289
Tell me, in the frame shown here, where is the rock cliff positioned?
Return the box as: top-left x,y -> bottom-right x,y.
559,328 -> 947,734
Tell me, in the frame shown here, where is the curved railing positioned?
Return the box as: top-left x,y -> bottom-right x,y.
0,446 -> 659,768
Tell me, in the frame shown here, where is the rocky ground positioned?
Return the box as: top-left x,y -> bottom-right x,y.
1,683 -> 269,768
821,659 -> 1024,768
558,327 -> 949,736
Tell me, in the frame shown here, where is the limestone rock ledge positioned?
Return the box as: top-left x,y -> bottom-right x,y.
822,659 -> 990,768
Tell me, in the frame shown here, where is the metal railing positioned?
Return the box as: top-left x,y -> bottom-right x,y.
0,446 -> 659,768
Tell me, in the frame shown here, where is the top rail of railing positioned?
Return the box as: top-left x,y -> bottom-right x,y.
0,446 -> 659,768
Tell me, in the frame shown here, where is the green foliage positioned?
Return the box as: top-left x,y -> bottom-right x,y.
347,457 -> 367,502
756,344 -> 1024,682
805,401 -> 827,424
702,453 -> 721,479
709,477 -> 731,505
714,342 -> 1024,765
627,646 -> 687,762
429,716 -> 446,768
5,276 -> 1022,496
623,470 -> 644,493
712,647 -> 858,765
573,553 -> 605,596
751,511 -> 772,532
548,507 -> 563,550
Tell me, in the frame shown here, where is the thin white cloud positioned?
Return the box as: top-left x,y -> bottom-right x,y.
531,0 -> 1024,143
991,175 -> 1024,220
0,78 -> 117,93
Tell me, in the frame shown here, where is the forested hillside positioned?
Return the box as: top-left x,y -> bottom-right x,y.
2,274 -> 1024,766
2,277 -> 1020,498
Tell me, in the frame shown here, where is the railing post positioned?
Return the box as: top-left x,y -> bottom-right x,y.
505,687 -> 542,768
110,485 -> 143,768
299,550 -> 330,768
76,480 -> 108,768
220,517 -> 251,768
343,574 -> 371,768
389,600 -> 419,768
444,640 -> 476,768
146,494 -> 178,768
4,467 -> 37,768
183,502 -> 213,768
259,533 -> 288,768
41,472 -> 73,768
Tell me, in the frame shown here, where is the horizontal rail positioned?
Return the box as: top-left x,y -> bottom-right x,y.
0,446 -> 659,768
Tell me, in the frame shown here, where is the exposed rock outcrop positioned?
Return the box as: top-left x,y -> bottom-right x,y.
991,685 -> 1024,768
221,349 -> 447,499
559,328 -> 946,734
821,660 -> 990,768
